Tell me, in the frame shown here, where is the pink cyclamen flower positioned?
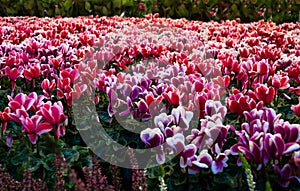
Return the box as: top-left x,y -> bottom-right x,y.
38,101 -> 67,138
21,115 -> 53,144
291,98 -> 300,117
8,93 -> 35,111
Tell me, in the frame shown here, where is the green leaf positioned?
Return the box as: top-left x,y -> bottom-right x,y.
11,148 -> 30,166
62,148 -> 80,163
122,0 -> 134,7
265,180 -> 273,191
41,153 -> 55,171
177,4 -> 188,18
99,111 -> 110,122
214,172 -> 239,188
63,0 -> 73,10
147,165 -> 165,179
28,157 -> 41,172
85,1 -> 91,11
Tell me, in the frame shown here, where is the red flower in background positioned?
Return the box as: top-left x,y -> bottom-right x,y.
291,98 -> 300,117
226,88 -> 263,115
164,87 -> 180,107
139,2 -> 145,11
0,107 -> 11,135
254,84 -> 275,105
41,79 -> 56,97
23,64 -> 40,81
4,66 -> 22,91
271,74 -> 290,90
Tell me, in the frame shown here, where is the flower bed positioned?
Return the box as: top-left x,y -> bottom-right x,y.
0,15 -> 299,190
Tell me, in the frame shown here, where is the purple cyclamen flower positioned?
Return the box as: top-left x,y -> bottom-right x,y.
264,133 -> 285,159
140,128 -> 164,147
275,122 -> 300,143
211,153 -> 229,174
137,99 -> 151,121
130,85 -> 142,100
205,100 -> 227,118
293,150 -> 300,168
273,164 -> 300,188
189,150 -> 213,174
211,145 -> 230,174
180,144 -> 197,168
154,113 -> 173,132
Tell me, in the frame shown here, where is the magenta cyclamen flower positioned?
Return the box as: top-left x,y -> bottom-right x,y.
264,133 -> 285,159
179,144 -> 197,168
21,115 -> 53,144
137,99 -> 151,121
38,101 -> 67,138
231,107 -> 300,170
8,93 -> 35,111
273,164 -> 300,188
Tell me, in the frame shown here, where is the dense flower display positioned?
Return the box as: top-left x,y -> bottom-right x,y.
0,15 -> 300,190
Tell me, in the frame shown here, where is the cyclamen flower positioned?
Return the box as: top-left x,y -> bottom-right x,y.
256,59 -> 269,75
254,84 -> 275,105
194,92 -> 208,118
5,66 -> 22,81
4,66 -> 22,91
37,101 -> 67,138
232,107 -> 300,170
166,133 -> 185,154
205,100 -> 226,118
0,107 -> 11,135
171,106 -> 193,131
140,128 -> 164,147
264,133 -> 285,159
165,91 -> 180,106
137,99 -> 151,121
291,98 -> 300,117
226,88 -> 263,115
23,64 -> 40,81
211,148 -> 230,174
271,74 -> 290,89
273,164 -> 300,188
27,92 -> 45,112
179,144 -> 197,168
41,79 -> 56,97
154,113 -> 173,134
8,93 -> 35,112
189,150 -> 213,174
231,132 -> 266,169
21,115 -> 53,144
